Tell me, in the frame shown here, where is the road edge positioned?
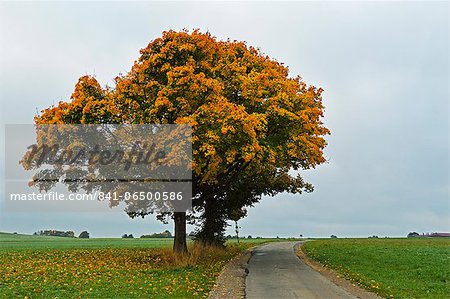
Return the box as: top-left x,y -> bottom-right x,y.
208,246 -> 254,299
294,243 -> 382,299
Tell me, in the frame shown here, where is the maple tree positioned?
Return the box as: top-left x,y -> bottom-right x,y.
34,30 -> 329,252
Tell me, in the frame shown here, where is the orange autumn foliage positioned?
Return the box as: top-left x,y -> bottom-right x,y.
36,30 -> 329,188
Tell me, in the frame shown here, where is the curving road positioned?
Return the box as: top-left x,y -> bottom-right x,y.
245,242 -> 357,299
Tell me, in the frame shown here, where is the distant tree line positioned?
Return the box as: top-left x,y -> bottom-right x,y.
407,232 -> 450,238
140,230 -> 172,238
225,235 -> 261,240
33,230 -> 89,238
34,230 -> 75,238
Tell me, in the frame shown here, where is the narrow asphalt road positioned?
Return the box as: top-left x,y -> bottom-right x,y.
246,242 -> 357,299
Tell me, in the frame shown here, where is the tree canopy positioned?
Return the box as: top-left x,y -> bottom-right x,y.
34,30 -> 329,250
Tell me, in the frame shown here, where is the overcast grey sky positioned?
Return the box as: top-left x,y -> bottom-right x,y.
0,1 -> 448,238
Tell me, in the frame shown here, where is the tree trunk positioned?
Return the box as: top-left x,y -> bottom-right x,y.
173,212 -> 187,254
195,199 -> 227,247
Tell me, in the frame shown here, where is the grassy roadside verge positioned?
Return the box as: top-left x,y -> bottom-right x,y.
0,233 -> 283,298
302,238 -> 450,299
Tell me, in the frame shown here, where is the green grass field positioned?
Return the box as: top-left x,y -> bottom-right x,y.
302,238 -> 450,299
0,232 -> 281,298
0,232 -> 175,250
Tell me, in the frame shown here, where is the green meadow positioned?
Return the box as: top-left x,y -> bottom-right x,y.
302,238 -> 450,299
0,232 -> 174,250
